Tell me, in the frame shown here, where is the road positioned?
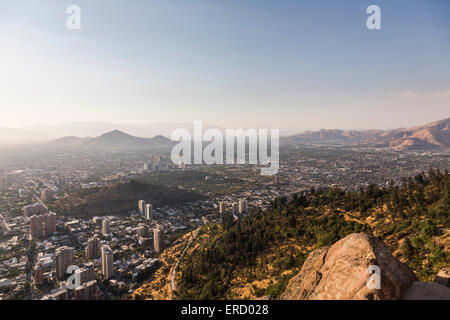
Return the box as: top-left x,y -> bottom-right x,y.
170,228 -> 200,299
0,213 -> 11,231
34,195 -> 49,211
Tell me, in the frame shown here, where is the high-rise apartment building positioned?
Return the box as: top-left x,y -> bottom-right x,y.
41,189 -> 54,202
232,202 -> 239,215
143,162 -> 151,172
0,176 -> 7,192
239,199 -> 248,214
138,200 -> 146,216
24,203 -> 48,217
137,225 -> 150,239
55,246 -> 73,280
46,212 -> 56,234
102,219 -> 111,236
30,212 -> 56,239
85,237 -> 101,259
30,215 -> 44,239
74,280 -> 97,300
219,201 -> 225,214
101,245 -> 114,280
153,228 -> 164,253
33,263 -> 44,286
145,203 -> 152,220
75,263 -> 95,286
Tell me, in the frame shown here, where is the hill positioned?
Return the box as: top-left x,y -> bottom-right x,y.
47,136 -> 92,148
284,129 -> 383,143
50,180 -> 205,217
48,130 -> 175,150
284,118 -> 450,150
0,121 -> 205,145
380,118 -> 450,149
169,169 -> 449,299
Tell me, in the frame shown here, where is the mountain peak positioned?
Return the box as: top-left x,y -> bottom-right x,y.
101,129 -> 131,137
284,118 -> 450,150
48,130 -> 174,149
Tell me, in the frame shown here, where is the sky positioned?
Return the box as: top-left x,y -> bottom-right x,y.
0,0 -> 449,131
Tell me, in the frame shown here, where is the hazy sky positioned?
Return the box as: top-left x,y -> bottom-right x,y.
0,0 -> 449,130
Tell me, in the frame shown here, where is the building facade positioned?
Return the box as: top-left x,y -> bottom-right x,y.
86,237 -> 101,259
55,246 -> 73,280
219,201 -> 225,214
232,202 -> 239,215
138,200 -> 146,216
0,176 -> 7,192
145,203 -> 152,220
239,199 -> 248,214
101,245 -> 114,280
33,264 -> 44,286
74,280 -> 97,300
102,219 -> 111,236
30,212 -> 56,239
153,228 -> 164,253
75,264 -> 95,286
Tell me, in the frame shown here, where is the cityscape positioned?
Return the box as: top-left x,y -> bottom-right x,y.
0,134 -> 448,300
0,0 -> 449,310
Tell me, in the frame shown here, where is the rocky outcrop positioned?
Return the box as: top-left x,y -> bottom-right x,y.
434,268 -> 450,287
403,281 -> 450,300
280,233 -> 418,300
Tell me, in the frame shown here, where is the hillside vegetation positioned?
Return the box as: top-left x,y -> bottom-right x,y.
178,169 -> 449,299
138,169 -> 261,197
50,180 -> 204,217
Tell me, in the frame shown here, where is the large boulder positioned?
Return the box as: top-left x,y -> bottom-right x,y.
434,268 -> 450,287
403,281 -> 450,300
280,233 -> 417,300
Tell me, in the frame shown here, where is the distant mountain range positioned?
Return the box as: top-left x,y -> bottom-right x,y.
283,117 -> 450,150
0,121 -> 222,145
1,118 -> 449,150
48,130 -> 175,150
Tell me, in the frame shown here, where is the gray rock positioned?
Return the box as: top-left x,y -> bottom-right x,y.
403,281 -> 450,300
434,268 -> 450,287
280,233 -> 417,300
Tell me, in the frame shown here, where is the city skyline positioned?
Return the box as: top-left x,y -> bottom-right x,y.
0,0 -> 449,131
0,0 -> 449,305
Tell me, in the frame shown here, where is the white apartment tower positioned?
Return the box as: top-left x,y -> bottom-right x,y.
101,245 -> 114,280
75,264 -> 95,286
143,162 -> 151,172
138,200 -> 146,216
102,219 -> 111,236
239,199 -> 248,214
145,203 -> 153,220
153,228 -> 164,253
219,201 -> 225,215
